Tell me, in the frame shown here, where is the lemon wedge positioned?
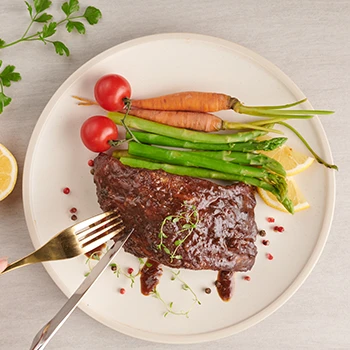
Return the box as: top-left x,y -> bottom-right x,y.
258,177 -> 309,213
260,145 -> 314,176
0,144 -> 18,201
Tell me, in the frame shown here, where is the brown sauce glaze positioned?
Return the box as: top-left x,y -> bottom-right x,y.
215,270 -> 235,301
140,260 -> 163,295
94,154 -> 258,273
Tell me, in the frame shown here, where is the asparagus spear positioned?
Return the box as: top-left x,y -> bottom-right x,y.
125,131 -> 288,152
127,142 -> 288,200
117,156 -> 294,214
192,150 -> 286,176
108,112 -> 268,144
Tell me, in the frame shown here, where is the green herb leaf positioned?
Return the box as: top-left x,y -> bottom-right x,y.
182,223 -> 192,230
62,0 -> 80,17
109,263 -> 117,268
145,262 -> 152,268
169,301 -> 173,308
163,247 -> 171,255
83,6 -> 102,25
174,239 -> 183,247
0,92 -> 12,114
84,272 -> 90,277
0,65 -> 22,87
33,0 -> 52,13
53,41 -> 70,56
0,39 -> 6,48
25,1 -> 33,18
172,217 -> 180,223
34,13 -> 53,23
173,255 -> 182,260
66,21 -> 86,34
42,22 -> 57,38
92,253 -> 100,261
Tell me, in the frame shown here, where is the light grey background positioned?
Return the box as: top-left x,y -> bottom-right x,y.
1,1 -> 349,349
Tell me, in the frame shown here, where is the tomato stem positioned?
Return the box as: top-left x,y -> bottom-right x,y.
122,99 -> 141,144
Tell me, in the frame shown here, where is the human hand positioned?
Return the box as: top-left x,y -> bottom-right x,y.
0,258 -> 8,272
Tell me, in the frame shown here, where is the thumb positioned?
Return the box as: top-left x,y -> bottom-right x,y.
0,258 -> 8,272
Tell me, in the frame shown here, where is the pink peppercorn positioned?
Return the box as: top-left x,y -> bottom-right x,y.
274,226 -> 285,233
63,187 -> 70,194
88,159 -> 94,167
267,217 -> 275,223
70,207 -> 77,214
267,253 -> 274,260
120,288 -> 126,294
243,275 -> 251,281
127,267 -> 134,275
262,239 -> 270,246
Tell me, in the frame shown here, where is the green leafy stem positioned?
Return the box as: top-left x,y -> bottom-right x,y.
157,201 -> 200,263
151,270 -> 201,318
0,0 -> 102,114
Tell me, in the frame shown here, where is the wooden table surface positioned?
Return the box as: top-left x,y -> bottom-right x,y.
1,1 -> 349,349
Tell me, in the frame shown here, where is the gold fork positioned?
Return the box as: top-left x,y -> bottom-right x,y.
1,211 -> 124,275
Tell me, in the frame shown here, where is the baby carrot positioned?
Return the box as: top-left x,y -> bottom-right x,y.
129,92 -> 333,119
123,108 -> 281,133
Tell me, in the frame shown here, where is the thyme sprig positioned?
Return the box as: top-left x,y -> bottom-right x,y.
109,257 -> 146,288
84,246 -> 108,277
157,201 -> 199,262
151,270 -> 201,318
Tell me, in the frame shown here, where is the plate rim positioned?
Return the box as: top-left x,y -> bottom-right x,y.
22,32 -> 336,344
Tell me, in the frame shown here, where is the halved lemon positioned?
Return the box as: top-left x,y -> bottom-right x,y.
260,144 -> 314,176
0,144 -> 18,201
258,177 -> 309,213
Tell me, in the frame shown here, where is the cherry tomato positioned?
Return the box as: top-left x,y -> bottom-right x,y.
80,116 -> 118,152
94,74 -> 131,111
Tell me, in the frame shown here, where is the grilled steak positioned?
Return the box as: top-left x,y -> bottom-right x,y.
93,153 -> 259,300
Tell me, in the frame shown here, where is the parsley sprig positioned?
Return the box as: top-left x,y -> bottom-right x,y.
157,202 -> 199,262
0,0 -> 102,114
0,61 -> 21,114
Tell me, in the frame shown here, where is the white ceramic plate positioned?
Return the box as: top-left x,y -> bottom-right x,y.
23,33 -> 335,344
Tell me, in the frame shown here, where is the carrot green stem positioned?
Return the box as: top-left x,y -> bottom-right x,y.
222,120 -> 283,134
233,99 -> 334,119
247,98 -> 307,110
276,121 -> 338,170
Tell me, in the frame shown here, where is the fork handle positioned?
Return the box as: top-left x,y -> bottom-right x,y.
29,230 -> 132,350
1,253 -> 41,274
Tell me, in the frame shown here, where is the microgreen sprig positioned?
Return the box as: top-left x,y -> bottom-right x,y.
84,248 -> 106,277
0,0 -> 102,114
109,258 -> 146,288
151,270 -> 201,318
157,202 -> 199,262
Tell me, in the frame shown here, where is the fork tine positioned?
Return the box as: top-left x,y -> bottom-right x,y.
75,213 -> 121,239
82,225 -> 125,253
79,218 -> 123,246
72,211 -> 117,233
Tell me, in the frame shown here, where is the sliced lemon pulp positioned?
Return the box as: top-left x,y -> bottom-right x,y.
258,177 -> 309,213
0,144 -> 18,201
260,145 -> 314,176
